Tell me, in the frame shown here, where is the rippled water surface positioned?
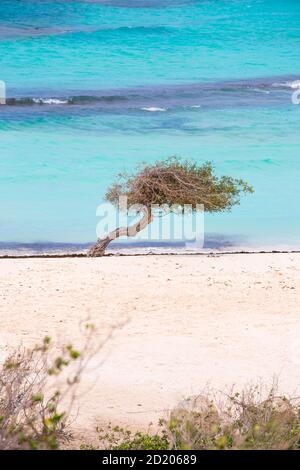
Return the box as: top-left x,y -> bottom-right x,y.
0,0 -> 299,251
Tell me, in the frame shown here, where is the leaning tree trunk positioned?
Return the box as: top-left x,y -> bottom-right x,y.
87,208 -> 153,257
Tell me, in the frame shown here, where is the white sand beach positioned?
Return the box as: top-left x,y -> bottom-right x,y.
1,253 -> 300,443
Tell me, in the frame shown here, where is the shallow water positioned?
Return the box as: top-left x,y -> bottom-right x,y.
0,0 -> 300,252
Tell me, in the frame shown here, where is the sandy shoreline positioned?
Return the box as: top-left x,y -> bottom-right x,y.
2,248 -> 300,259
1,253 -> 300,444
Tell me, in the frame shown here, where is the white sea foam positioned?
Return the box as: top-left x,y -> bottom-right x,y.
252,88 -> 270,94
141,106 -> 167,112
286,80 -> 300,89
272,80 -> 300,89
32,98 -> 68,105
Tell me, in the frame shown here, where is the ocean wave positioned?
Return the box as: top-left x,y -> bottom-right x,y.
252,88 -> 270,94
82,0 -> 194,8
141,106 -> 167,112
6,97 -> 69,106
102,25 -> 170,33
5,95 -> 129,106
3,75 -> 298,112
0,23 -> 176,42
32,98 -> 69,105
272,80 -> 300,89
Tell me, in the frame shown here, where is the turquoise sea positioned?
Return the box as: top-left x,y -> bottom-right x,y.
0,0 -> 300,252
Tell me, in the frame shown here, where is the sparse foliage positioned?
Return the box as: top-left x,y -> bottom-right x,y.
106,158 -> 253,212
93,383 -> 300,450
0,323 -> 98,450
88,157 -> 253,256
164,383 -> 300,450
89,424 -> 169,450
